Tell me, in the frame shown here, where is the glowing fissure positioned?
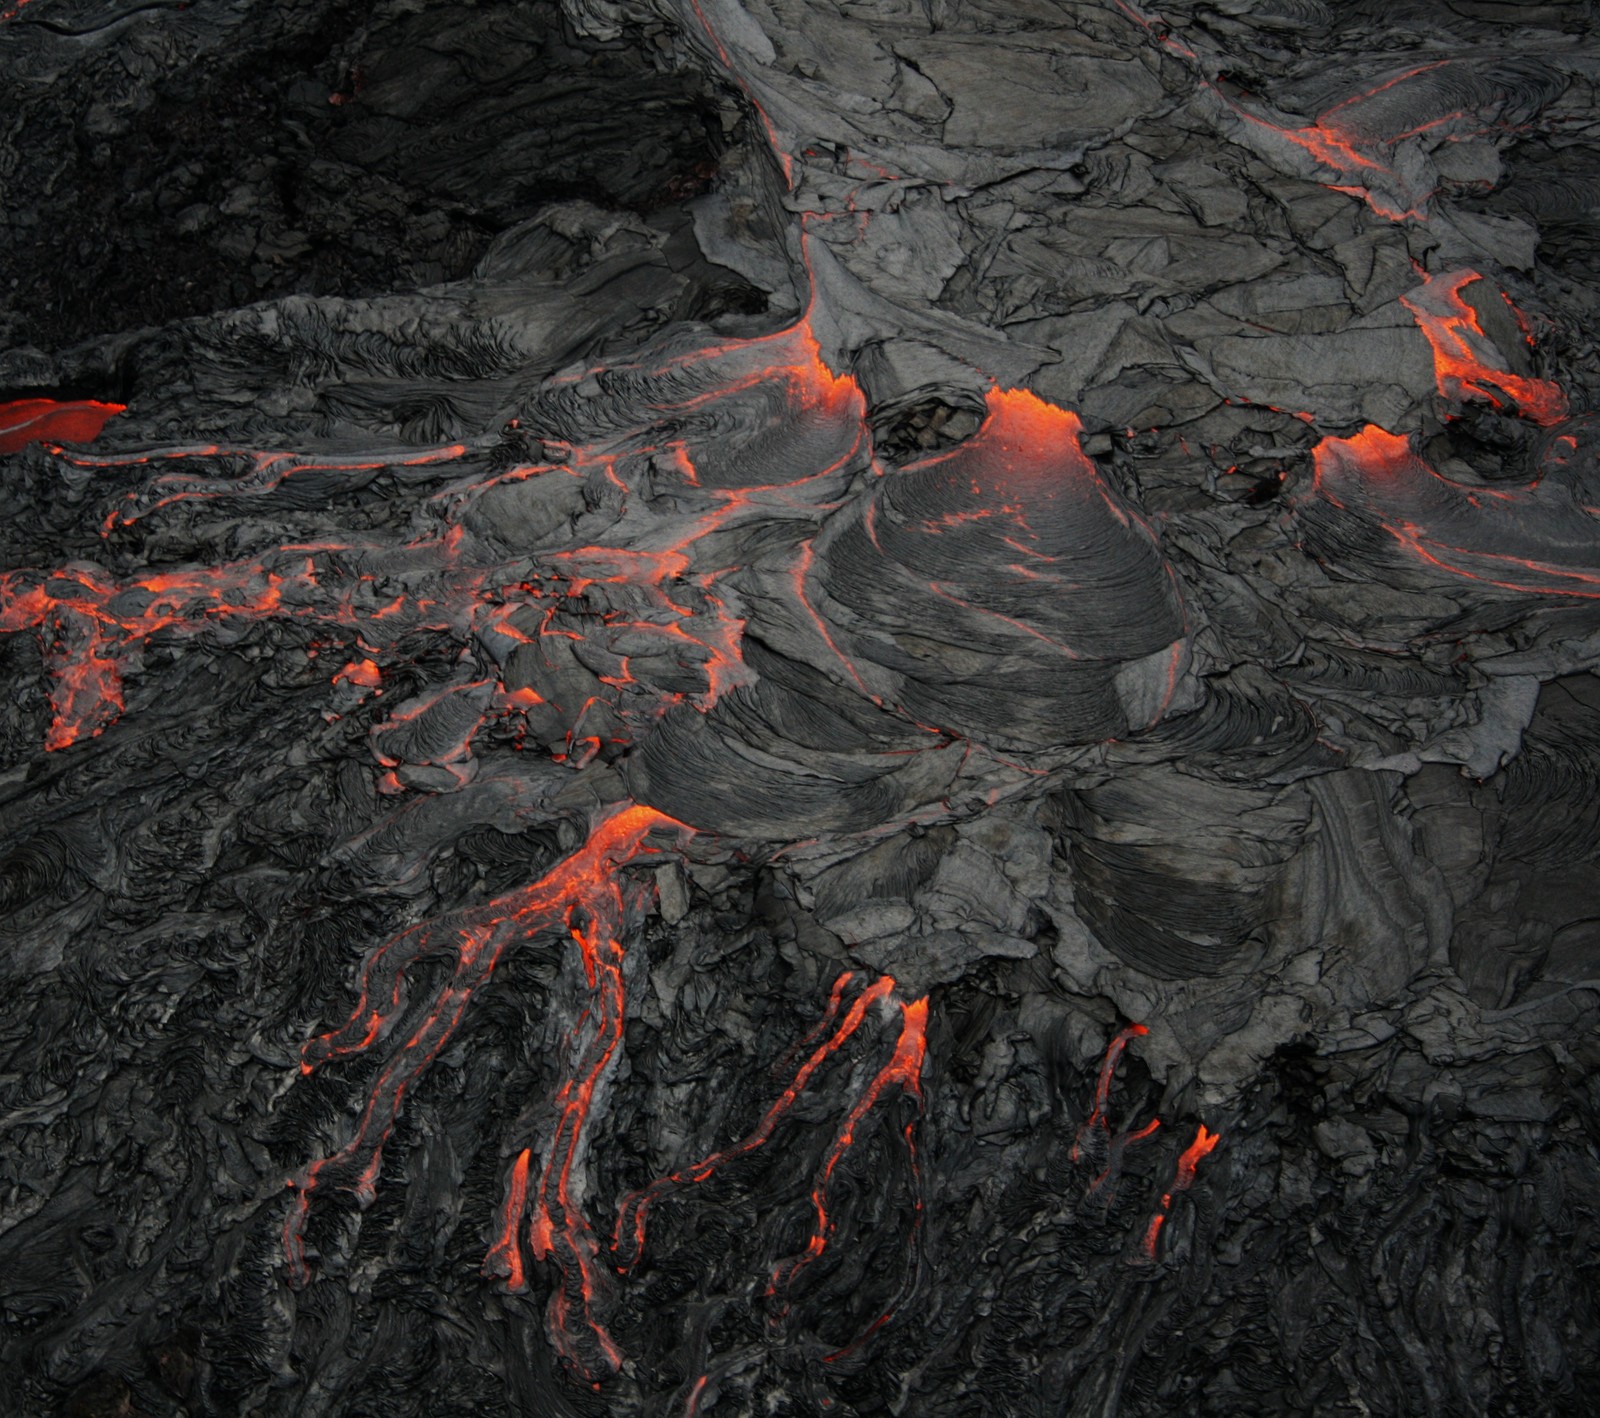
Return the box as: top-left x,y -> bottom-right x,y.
1070,1024 -> 1165,1210
485,968 -> 928,1376
612,968 -> 879,1267
1071,1022 -> 1150,1165
609,971 -> 929,1361
486,1148 -> 534,1292
768,992 -> 929,1312
1111,4 -> 1534,221
1065,1026 -> 1222,1256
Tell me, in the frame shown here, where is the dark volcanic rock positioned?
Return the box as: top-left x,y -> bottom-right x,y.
1,0 -> 1599,1415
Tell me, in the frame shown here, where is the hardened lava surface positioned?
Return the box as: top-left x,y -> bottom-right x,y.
2,0 -> 1599,1415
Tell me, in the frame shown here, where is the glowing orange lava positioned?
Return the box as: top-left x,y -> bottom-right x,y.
1071,1023 -> 1150,1164
612,969 -> 880,1267
1400,271 -> 1567,425
288,804 -> 685,1339
606,971 -> 929,1367
1310,426 -> 1600,598
768,990 -> 928,1312
1143,1124 -> 1221,1259
0,398 -> 126,454
1068,1023 -> 1166,1210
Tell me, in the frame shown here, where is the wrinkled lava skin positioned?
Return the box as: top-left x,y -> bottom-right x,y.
2,0 -> 1599,1414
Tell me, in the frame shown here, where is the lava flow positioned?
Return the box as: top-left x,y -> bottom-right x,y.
609,971 -> 929,1358
0,535 -> 496,752
1400,271 -> 1567,426
1071,1023 -> 1163,1207
1306,426 -> 1600,598
612,969 -> 879,1268
1071,1023 -> 1150,1164
804,383 -> 1190,753
767,989 -> 928,1318
286,802 -> 686,1334
0,397 -> 126,454
1143,1124 -> 1222,1259
476,853 -> 706,1379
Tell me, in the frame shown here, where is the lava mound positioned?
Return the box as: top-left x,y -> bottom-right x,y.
811,386 -> 1190,750
1302,425 -> 1600,600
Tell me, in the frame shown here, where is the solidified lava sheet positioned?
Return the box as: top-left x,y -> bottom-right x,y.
2,0 -> 1599,1414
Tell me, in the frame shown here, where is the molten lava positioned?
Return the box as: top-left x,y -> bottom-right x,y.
609,971 -> 929,1370
613,970 -> 884,1267
1143,1123 -> 1222,1259
768,991 -> 928,1312
1307,426 -> 1600,598
0,397 -> 126,454
287,802 -> 685,1370
1071,1022 -> 1150,1164
1401,271 -> 1567,426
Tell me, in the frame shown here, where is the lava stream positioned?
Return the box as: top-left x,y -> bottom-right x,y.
612,970 -> 884,1268
1307,426 -> 1600,598
767,990 -> 929,1313
1071,1023 -> 1150,1165
285,803 -> 685,1316
1400,270 -> 1567,426
1142,1124 -> 1222,1260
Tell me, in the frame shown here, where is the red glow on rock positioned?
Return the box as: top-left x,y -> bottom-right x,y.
0,559 -> 314,750
1309,426 -> 1600,598
1071,1023 -> 1165,1208
1143,1123 -> 1221,1260
769,991 -> 928,1308
285,803 -> 686,1334
1142,1213 -> 1165,1255
43,649 -> 123,751
1316,424 -> 1414,482
1071,1023 -> 1149,1163
1400,271 -> 1567,425
486,1149 -> 534,1292
607,974 -> 930,1364
333,657 -> 382,688
613,970 -> 886,1267
1176,1122 -> 1221,1185
0,398 -> 125,454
